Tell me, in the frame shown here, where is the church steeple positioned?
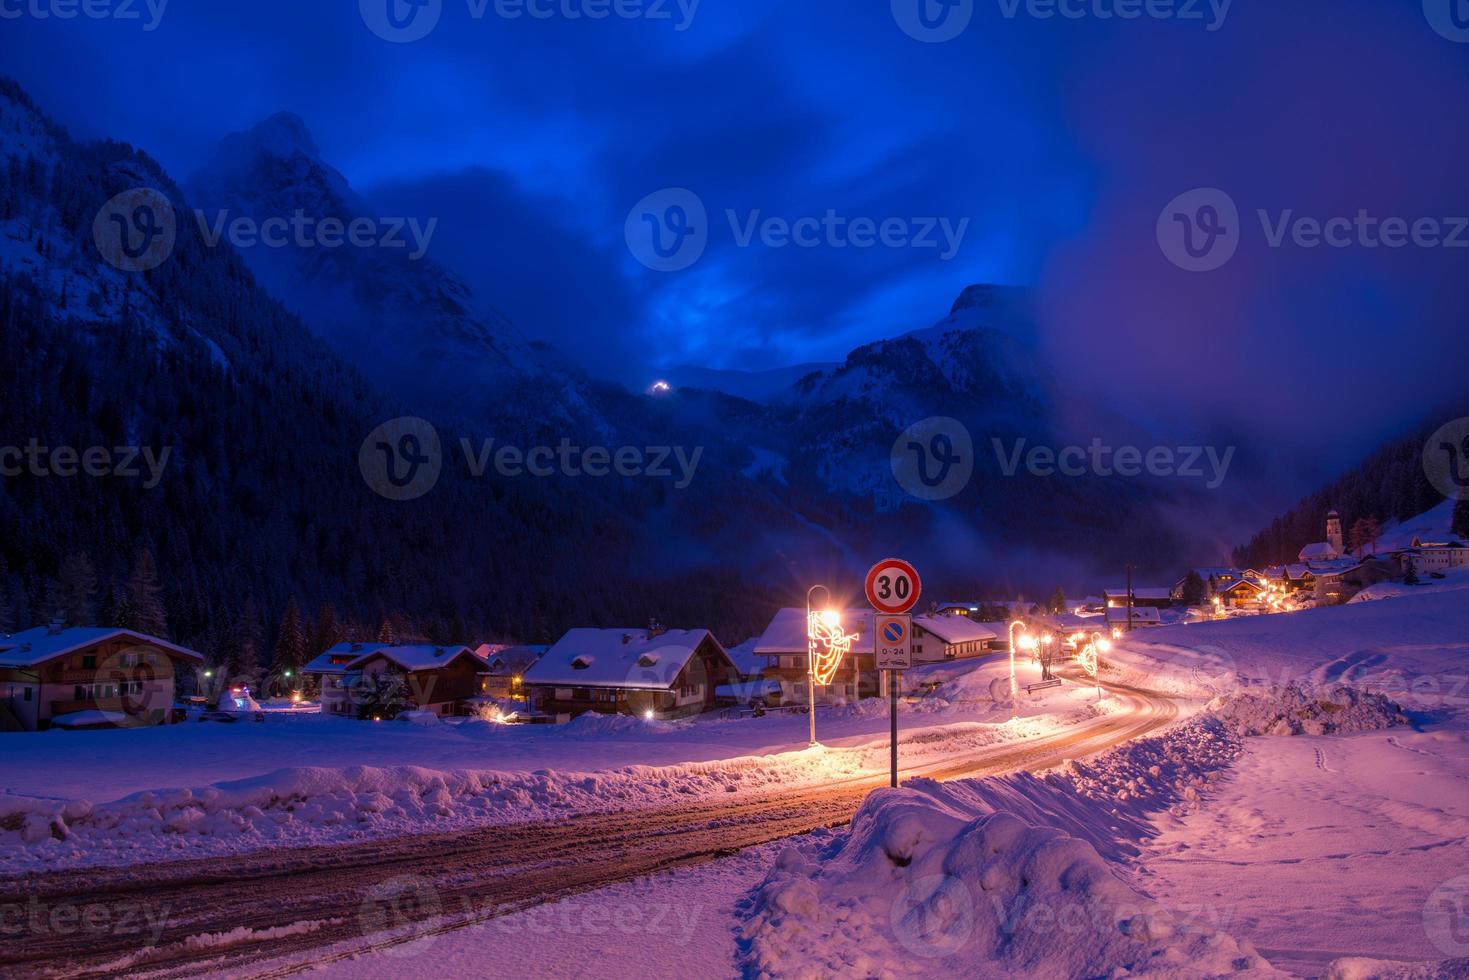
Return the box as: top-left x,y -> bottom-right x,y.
1326,510 -> 1343,555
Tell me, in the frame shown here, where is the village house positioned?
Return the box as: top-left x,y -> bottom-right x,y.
303,642 -> 484,718
1311,558 -> 1399,605
753,607 -> 878,705
523,627 -> 738,721
1399,538 -> 1469,576
0,625 -> 204,731
1104,588 -> 1173,610
474,644 -> 546,700
1215,577 -> 1265,609
910,614 -> 998,663
1105,605 -> 1162,631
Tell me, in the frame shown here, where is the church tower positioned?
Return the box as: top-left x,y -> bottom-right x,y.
1326,510 -> 1343,556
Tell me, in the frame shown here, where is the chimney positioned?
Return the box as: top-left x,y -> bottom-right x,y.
647,618 -> 666,639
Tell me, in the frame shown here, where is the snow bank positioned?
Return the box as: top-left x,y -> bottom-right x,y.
740,791 -> 1277,978
737,683 -> 1409,978
1319,957 -> 1469,979
1207,683 -> 1405,736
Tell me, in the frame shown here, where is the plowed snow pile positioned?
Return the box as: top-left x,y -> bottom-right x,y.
738,685 -> 1408,979
1207,683 -> 1405,736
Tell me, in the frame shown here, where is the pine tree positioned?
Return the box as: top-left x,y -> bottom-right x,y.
377,615 -> 396,644
1403,561 -> 1420,586
125,548 -> 168,638
1454,498 -> 1469,539
1048,587 -> 1067,615
1181,570 -> 1207,607
234,598 -> 265,682
271,597 -> 306,681
312,603 -> 342,657
0,584 -> 12,636
56,552 -> 98,626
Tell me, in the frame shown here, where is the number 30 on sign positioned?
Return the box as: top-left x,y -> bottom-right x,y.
865,558 -> 921,616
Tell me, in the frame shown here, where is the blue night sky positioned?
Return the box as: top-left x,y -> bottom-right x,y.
3,0 -> 1467,483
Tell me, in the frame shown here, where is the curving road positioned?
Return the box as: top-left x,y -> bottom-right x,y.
0,679 -> 1180,978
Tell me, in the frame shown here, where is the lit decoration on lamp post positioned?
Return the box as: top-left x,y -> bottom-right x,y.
808,609 -> 854,686
805,584 -> 850,746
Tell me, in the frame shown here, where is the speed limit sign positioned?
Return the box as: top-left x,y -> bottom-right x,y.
866,558 -> 922,615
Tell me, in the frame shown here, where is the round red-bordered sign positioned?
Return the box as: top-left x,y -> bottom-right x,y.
866,558 -> 922,615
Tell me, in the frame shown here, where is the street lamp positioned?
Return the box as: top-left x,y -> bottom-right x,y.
1006,620 -> 1025,706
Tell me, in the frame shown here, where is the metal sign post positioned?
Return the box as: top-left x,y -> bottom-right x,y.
869,559 -> 921,789
875,615 -> 912,788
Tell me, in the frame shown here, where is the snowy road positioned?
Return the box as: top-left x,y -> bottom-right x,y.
0,682 -> 1180,978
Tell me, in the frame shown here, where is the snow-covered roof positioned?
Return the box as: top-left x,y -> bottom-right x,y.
480,644 -> 546,675
753,608 -> 877,655
912,614 -> 998,644
1104,588 -> 1171,601
1218,578 -> 1263,595
1298,542 -> 1339,562
1105,606 -> 1162,624
1284,564 -> 1314,579
303,642 -> 481,675
349,645 -> 479,672
302,644 -> 363,675
524,628 -> 732,690
0,626 -> 203,669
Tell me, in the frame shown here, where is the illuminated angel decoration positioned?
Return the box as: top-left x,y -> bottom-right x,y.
807,610 -> 854,685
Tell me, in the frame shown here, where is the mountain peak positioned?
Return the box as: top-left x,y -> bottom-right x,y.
230,110 -> 320,162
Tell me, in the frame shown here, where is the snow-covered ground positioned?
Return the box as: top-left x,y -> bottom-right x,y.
298,588 -> 1463,979
0,656 -> 1115,873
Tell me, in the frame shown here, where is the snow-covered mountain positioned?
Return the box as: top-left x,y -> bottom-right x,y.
185,113 -> 598,428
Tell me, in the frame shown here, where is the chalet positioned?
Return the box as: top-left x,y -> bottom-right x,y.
523,627 -> 737,721
0,625 -> 204,731
911,614 -> 998,662
753,608 -> 878,705
1104,588 -> 1173,610
475,644 -> 546,700
303,642 -> 484,718
1105,606 -> 1162,631
1311,558 -> 1398,605
1215,577 -> 1265,608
